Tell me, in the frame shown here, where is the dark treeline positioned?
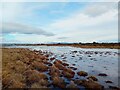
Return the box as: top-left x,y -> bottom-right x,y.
2,42 -> 120,46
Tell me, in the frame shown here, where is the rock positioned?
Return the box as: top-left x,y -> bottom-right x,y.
52,76 -> 66,88
32,61 -> 48,72
77,71 -> 88,77
98,73 -> 107,76
62,68 -> 75,78
105,80 -> 113,83
87,76 -> 98,81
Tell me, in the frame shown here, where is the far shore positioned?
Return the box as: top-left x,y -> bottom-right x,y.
2,43 -> 120,49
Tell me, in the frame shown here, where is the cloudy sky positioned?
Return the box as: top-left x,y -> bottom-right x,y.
0,1 -> 119,43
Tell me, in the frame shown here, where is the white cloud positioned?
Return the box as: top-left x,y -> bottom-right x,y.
44,2 -> 118,42
2,22 -> 55,36
83,2 -> 117,17
1,2 -> 118,43
48,3 -> 117,31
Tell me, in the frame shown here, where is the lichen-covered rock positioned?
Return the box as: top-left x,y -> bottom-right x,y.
77,71 -> 88,77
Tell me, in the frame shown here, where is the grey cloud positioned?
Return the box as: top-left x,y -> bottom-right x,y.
1,22 -> 55,36
84,3 -> 117,17
57,37 -> 68,39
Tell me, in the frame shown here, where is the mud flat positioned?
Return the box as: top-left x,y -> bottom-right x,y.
2,48 -> 120,90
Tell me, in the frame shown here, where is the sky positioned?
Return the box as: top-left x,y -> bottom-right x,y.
0,0 -> 119,43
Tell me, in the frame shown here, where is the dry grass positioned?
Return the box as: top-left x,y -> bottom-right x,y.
2,48 -> 113,89
2,48 -> 49,88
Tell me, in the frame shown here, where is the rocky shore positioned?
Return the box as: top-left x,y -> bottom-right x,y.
2,48 -> 119,90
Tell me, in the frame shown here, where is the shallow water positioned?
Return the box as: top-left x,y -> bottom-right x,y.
6,46 -> 119,88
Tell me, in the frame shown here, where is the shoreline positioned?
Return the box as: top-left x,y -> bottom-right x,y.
2,43 -> 120,49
